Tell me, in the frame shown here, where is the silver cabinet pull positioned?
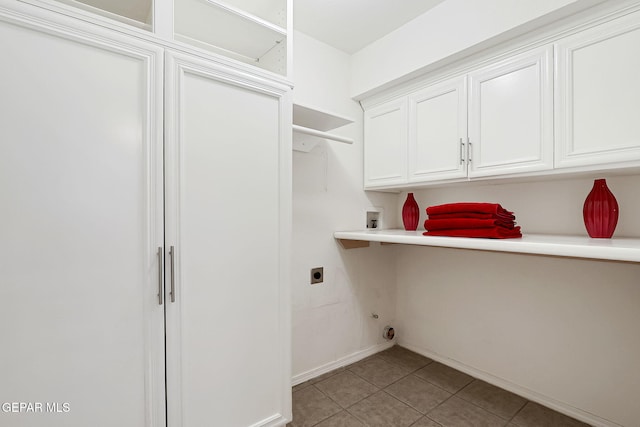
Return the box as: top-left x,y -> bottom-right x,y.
169,246 -> 176,303
467,138 -> 472,163
459,138 -> 464,164
157,247 -> 163,305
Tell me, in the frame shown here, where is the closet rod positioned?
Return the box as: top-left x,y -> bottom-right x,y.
292,124 -> 354,144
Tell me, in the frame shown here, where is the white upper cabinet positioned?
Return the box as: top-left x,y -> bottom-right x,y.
555,11 -> 640,169
363,45 -> 553,190
468,45 -> 554,178
362,6 -> 640,191
364,98 -> 408,188
408,76 -> 467,183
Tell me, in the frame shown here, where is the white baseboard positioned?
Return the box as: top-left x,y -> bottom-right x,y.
399,341 -> 622,427
291,341 -> 395,386
250,413 -> 289,427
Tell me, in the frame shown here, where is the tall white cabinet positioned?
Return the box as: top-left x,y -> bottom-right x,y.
0,11 -> 166,427
164,52 -> 291,427
0,4 -> 291,427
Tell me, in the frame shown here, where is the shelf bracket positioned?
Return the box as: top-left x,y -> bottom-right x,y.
338,239 -> 370,249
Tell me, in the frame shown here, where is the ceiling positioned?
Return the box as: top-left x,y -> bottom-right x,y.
293,0 -> 447,54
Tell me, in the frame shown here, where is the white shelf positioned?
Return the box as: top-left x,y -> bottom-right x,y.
175,0 -> 285,59
292,104 -> 355,151
211,0 -> 286,28
46,0 -> 152,28
203,0 -> 286,35
334,229 -> 640,263
293,104 -> 353,131
174,0 -> 289,76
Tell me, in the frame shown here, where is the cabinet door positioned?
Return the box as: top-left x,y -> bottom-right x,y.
468,46 -> 554,178
164,52 -> 291,427
364,98 -> 408,188
0,11 -> 165,427
408,76 -> 468,183
555,11 -> 640,169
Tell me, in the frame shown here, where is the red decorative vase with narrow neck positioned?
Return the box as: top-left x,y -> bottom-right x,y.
402,192 -> 420,231
583,179 -> 618,238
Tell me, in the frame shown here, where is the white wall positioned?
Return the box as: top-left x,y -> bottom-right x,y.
349,0 -> 606,98
395,175 -> 640,427
291,31 -> 399,382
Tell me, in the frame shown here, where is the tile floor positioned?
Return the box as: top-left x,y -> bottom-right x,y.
289,346 -> 591,427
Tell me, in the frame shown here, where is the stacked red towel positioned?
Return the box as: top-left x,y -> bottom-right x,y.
423,202 -> 522,239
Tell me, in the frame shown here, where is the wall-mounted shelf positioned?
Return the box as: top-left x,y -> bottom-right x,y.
334,229 -> 640,263
293,104 -> 355,152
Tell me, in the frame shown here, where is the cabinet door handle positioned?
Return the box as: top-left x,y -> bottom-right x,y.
467,138 -> 472,163
459,138 -> 464,164
169,246 -> 176,303
157,247 -> 163,305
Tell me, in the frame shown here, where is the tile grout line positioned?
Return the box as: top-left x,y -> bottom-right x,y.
304,384 -> 344,427
344,354 -> 445,426
310,369 -> 384,426
344,351 -> 451,424
296,348 -> 564,427
383,372 -> 449,416
338,356 -> 428,426
448,379 -> 531,424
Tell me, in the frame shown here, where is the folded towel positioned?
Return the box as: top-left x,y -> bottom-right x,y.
426,212 -> 516,221
424,218 -> 516,231
423,226 -> 522,239
426,202 -> 513,217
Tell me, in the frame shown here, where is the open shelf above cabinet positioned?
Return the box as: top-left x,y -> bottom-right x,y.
175,0 -> 284,59
50,0 -> 152,29
334,229 -> 640,263
293,104 -> 355,152
174,0 -> 289,76
205,0 -> 287,30
43,0 -> 291,77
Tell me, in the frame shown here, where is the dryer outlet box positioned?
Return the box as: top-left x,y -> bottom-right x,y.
310,267 -> 323,284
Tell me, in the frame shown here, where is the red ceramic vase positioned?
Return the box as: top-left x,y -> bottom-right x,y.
583,179 -> 618,238
402,192 -> 420,231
